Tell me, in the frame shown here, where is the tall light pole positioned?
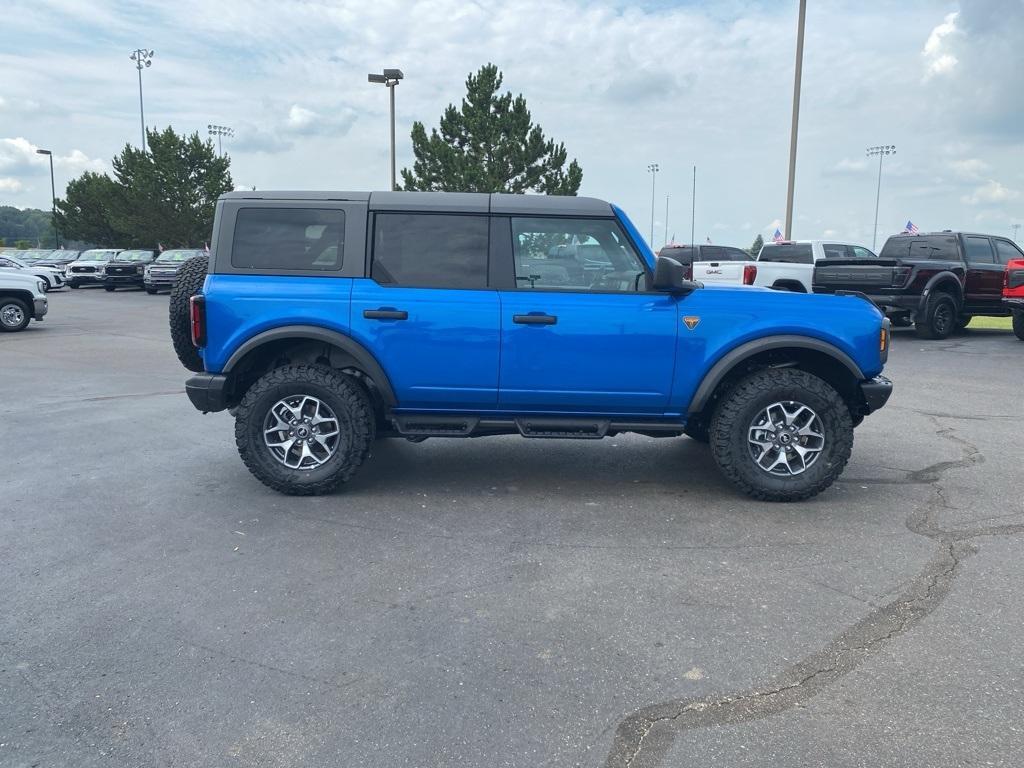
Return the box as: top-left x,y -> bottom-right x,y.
866,145 -> 896,250
664,195 -> 669,246
368,69 -> 404,191
1012,224 -> 1021,243
691,165 -> 696,247
208,124 -> 234,156
647,163 -> 659,247
35,148 -> 59,248
129,48 -> 154,150
783,0 -> 807,240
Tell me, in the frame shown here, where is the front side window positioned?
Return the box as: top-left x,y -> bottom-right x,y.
850,246 -> 877,259
822,243 -> 848,259
232,208 -> 345,271
372,213 -> 488,289
995,239 -> 1024,265
511,217 -> 647,292
963,236 -> 994,264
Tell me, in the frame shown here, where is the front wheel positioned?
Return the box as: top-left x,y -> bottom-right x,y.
145,287 -> 158,295
1013,312 -> 1024,341
708,368 -> 853,502
104,285 -> 116,292
0,297 -> 31,332
915,292 -> 956,339
234,365 -> 375,495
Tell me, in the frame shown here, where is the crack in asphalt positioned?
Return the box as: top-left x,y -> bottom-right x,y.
602,416 -> 1022,768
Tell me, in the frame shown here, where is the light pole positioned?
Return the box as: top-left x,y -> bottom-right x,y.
664,195 -> 669,246
368,68 -> 404,191
1012,224 -> 1021,243
129,48 -> 154,150
647,163 -> 659,247
783,0 -> 807,240
866,145 -> 896,250
35,149 -> 59,248
691,165 -> 696,247
208,124 -> 234,156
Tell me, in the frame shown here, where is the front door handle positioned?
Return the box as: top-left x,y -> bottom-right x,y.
513,313 -> 557,325
363,308 -> 408,320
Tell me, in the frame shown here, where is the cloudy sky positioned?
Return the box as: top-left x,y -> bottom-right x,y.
1,0 -> 1022,249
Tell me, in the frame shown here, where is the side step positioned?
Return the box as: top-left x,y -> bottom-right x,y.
515,418 -> 609,439
392,414 -> 480,436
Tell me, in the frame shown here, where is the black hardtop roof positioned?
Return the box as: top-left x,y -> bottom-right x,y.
219,190 -> 614,216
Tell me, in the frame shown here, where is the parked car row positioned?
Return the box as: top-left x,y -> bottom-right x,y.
0,246 -> 205,294
658,230 -> 1024,341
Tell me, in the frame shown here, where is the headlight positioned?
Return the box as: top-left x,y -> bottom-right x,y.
97,266 -> 106,276
37,279 -> 46,293
144,265 -> 152,276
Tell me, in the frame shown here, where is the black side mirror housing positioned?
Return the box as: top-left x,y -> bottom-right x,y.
652,256 -> 699,295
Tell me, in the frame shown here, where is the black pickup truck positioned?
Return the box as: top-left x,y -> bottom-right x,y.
813,231 -> 1024,339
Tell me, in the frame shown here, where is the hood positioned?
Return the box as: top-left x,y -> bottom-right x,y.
0,272 -> 46,292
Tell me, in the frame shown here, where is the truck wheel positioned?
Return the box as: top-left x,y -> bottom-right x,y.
145,287 -> 158,295
234,365 -> 375,495
168,254 -> 208,372
914,292 -> 956,339
104,285 -> 116,292
0,297 -> 31,332
708,368 -> 853,502
1014,312 -> 1024,341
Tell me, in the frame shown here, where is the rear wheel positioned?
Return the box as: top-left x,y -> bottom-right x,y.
234,365 -> 375,495
145,287 -> 158,295
1013,312 -> 1024,341
104,285 -> 116,292
0,297 -> 31,332
168,254 -> 209,372
914,291 -> 956,340
708,368 -> 853,502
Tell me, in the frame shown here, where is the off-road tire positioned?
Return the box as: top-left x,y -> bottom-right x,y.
234,365 -> 375,495
168,254 -> 209,372
709,368 -> 853,502
914,291 -> 956,340
1013,312 -> 1024,341
0,297 -> 31,332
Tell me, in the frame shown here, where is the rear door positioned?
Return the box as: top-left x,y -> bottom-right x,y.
962,235 -> 1002,313
495,215 -> 678,414
349,211 -> 500,410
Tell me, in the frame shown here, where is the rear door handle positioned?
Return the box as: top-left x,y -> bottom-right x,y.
513,313 -> 557,325
363,308 -> 408,320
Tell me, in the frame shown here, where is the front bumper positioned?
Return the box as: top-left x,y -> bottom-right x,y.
185,373 -> 230,413
144,274 -> 179,287
67,273 -> 104,285
33,296 -> 48,320
1004,297 -> 1024,312
104,274 -> 144,287
859,375 -> 893,415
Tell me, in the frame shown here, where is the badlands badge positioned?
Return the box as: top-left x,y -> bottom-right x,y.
682,316 -> 701,330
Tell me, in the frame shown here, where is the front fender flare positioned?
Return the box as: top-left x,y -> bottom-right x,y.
223,324 -> 397,406
687,335 -> 865,414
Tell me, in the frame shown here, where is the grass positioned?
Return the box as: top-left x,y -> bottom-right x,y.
967,315 -> 1013,330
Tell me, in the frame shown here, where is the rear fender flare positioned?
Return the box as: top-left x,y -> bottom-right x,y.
921,271 -> 964,308
687,335 -> 864,414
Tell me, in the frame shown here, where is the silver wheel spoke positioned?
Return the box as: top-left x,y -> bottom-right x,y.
262,393 -> 342,470
747,399 -> 826,477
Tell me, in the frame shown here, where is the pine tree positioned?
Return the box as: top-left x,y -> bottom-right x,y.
400,64 -> 582,195
749,233 -> 764,257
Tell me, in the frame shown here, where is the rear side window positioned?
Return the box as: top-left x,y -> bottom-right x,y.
911,236 -> 958,260
232,208 -> 344,271
994,240 -> 1023,265
658,246 -> 696,265
963,236 -> 994,263
701,246 -> 748,262
758,243 -> 813,264
372,213 -> 488,289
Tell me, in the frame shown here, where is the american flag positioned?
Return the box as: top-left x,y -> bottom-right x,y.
772,228 -> 784,243
905,220 -> 919,234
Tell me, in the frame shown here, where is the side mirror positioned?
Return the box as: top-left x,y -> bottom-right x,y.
652,256 -> 699,295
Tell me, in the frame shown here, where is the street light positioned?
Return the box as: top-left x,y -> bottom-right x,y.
207,124 -> 234,156
35,149 -> 59,248
783,0 -> 807,240
866,144 -> 896,250
647,163 -> 659,247
1012,224 -> 1021,244
368,68 -> 404,191
129,48 -> 154,150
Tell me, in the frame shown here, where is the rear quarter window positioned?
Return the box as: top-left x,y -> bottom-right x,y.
658,246 -> 695,265
231,208 -> 345,271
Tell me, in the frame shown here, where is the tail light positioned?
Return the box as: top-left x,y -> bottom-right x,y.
742,264 -> 757,285
891,266 -> 912,288
189,295 -> 206,347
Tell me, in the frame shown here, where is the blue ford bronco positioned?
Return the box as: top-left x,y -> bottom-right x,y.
171,191 -> 892,501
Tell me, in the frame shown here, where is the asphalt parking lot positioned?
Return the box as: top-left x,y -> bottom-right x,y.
3,287 -> 1023,768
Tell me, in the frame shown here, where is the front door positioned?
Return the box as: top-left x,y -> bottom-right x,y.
496,216 -> 678,415
349,212 -> 499,410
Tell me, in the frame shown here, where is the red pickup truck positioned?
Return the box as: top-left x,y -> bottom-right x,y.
1005,258 -> 1024,341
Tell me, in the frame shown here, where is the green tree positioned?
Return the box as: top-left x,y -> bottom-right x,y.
400,64 -> 582,195
14,239 -> 31,249
55,127 -> 232,247
749,233 -> 764,257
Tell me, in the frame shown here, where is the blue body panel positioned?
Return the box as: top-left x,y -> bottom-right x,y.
199,205 -> 885,420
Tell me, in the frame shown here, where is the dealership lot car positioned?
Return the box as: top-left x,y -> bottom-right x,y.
176,191 -> 892,502
0,253 -> 65,290
103,249 -> 157,291
0,271 -> 48,331
66,248 -> 122,288
143,248 -> 205,293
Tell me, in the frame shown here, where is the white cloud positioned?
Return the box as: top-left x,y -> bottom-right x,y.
922,12 -> 959,80
825,158 -> 868,176
0,177 -> 24,193
949,158 -> 989,179
961,180 -> 1019,205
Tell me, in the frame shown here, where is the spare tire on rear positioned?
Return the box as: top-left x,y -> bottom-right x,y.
169,254 -> 209,372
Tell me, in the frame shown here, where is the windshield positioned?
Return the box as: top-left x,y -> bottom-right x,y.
78,249 -> 120,261
758,243 -> 814,264
156,249 -> 204,262
114,250 -> 155,261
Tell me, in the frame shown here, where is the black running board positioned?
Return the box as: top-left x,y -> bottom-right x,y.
390,414 -> 684,439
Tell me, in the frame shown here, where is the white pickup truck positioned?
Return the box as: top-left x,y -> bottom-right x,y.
1,272 -> 49,332
694,240 -> 878,292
